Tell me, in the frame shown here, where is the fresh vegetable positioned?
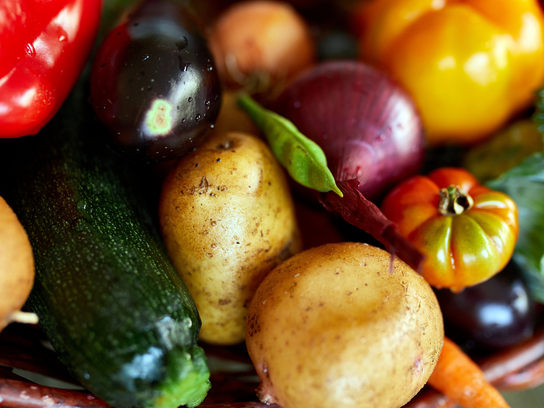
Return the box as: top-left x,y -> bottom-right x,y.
464,119 -> 544,183
0,196 -> 37,331
246,242 -> 444,408
208,0 -> 315,93
159,131 -> 302,345
486,153 -> 544,304
381,167 -> 519,292
0,83 -> 210,408
237,94 -> 342,197
237,61 -> 426,271
237,93 -> 424,272
0,0 -> 102,138
356,0 -> 544,146
435,259 -> 536,350
271,60 -> 425,202
90,0 -> 222,164
428,337 -> 511,408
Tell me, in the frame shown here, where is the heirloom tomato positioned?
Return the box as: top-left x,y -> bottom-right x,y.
381,167 -> 519,292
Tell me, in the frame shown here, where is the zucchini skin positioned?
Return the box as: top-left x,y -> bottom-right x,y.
0,83 -> 210,408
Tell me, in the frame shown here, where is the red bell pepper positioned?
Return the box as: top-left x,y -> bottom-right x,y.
0,0 -> 102,138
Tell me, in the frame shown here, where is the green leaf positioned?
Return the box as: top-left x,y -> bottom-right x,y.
237,94 -> 343,197
487,153 -> 544,302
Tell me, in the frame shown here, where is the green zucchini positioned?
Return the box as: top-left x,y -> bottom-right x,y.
0,81 -> 210,408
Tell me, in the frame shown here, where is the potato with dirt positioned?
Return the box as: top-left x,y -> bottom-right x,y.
159,131 -> 302,345
0,196 -> 37,331
246,242 -> 444,408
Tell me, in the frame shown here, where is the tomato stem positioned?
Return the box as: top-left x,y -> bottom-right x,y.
439,185 -> 474,216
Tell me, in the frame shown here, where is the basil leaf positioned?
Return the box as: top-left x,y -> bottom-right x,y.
487,153 -> 544,302
237,95 -> 342,197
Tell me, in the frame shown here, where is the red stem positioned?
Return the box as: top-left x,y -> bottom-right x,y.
0,379 -> 111,408
319,179 -> 425,272
494,358 -> 544,392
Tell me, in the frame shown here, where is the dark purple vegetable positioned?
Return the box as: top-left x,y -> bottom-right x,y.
90,0 -> 222,164
435,260 -> 537,351
272,60 -> 426,202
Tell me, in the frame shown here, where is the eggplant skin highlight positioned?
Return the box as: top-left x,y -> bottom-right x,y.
91,0 -> 222,164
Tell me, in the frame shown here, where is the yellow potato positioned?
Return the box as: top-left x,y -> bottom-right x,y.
0,196 -> 36,331
246,242 -> 444,408
159,131 -> 302,345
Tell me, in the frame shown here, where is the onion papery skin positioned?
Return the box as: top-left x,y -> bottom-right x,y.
272,60 -> 426,202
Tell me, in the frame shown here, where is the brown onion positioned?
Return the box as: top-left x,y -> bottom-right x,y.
272,60 -> 426,202
208,1 -> 315,93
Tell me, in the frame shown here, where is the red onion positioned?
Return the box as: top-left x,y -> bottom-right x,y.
272,60 -> 426,202
266,60 -> 426,271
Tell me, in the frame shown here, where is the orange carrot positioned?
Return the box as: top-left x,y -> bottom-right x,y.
428,337 -> 511,408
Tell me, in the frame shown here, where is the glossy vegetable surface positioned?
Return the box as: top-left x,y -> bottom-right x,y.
381,167 -> 519,291
0,0 -> 102,138
435,260 -> 536,350
272,60 -> 425,202
0,83 -> 210,408
357,0 -> 544,146
91,0 -> 222,163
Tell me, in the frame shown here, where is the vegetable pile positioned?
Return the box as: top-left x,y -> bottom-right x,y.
2,0 -> 544,408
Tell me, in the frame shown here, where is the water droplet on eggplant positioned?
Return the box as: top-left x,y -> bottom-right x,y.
89,0 -> 222,163
175,36 -> 188,50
